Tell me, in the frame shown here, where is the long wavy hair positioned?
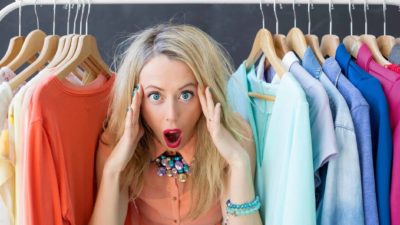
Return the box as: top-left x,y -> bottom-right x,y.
104,23 -> 249,219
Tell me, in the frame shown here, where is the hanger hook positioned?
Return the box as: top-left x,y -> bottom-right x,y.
258,0 -> 265,29
85,0 -> 91,35
73,0 -> 81,34
308,0 -> 313,34
79,0 -> 86,35
18,0 -> 22,36
66,0 -> 72,35
349,0 -> 354,36
364,0 -> 368,35
292,0 -> 297,27
329,0 -> 333,35
273,0 -> 278,33
53,0 -> 56,35
34,0 -> 39,29
383,0 -> 386,35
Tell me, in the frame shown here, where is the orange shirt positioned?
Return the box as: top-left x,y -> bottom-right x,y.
24,74 -> 115,225
98,131 -> 223,225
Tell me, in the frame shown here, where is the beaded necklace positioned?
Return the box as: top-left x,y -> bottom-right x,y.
153,151 -> 191,183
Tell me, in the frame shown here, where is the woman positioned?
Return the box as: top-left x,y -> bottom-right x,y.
89,24 -> 262,225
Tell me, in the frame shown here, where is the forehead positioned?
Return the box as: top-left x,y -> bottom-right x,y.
139,54 -> 197,88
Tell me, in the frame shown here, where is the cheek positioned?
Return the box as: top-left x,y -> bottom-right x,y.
181,98 -> 202,128
141,101 -> 161,129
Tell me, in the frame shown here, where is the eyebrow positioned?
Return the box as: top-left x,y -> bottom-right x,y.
145,83 -> 197,91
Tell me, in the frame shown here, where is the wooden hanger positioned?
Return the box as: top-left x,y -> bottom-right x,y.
272,1 -> 288,59
359,1 -> 390,66
246,28 -> 286,78
286,27 -> 307,60
320,34 -> 340,58
377,35 -> 395,59
10,35 -> 59,90
376,0 -> 395,59
360,34 -> 391,65
306,34 -> 325,64
343,35 -> 361,58
55,34 -> 111,80
6,29 -> 46,73
0,36 -> 25,67
319,0 -> 339,59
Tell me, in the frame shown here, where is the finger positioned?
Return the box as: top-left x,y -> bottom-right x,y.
197,85 -> 209,119
205,87 -> 215,119
214,102 -> 221,124
131,84 -> 142,123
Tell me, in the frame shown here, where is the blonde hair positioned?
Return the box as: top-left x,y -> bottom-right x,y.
105,23 -> 248,219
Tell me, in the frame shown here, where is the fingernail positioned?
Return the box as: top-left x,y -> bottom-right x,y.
126,107 -> 130,112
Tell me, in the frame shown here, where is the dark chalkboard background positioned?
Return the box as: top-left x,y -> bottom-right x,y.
0,1 -> 399,68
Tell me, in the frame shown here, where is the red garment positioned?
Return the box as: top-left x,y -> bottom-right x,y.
385,64 -> 400,74
356,44 -> 400,225
24,74 -> 114,225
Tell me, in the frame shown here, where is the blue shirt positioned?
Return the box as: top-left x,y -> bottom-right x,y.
335,43 -> 393,225
322,57 -> 379,225
302,48 -> 365,225
228,62 -> 316,225
260,52 -> 338,188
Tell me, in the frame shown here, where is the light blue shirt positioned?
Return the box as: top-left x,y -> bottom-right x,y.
302,48 -> 365,225
323,57 -> 379,225
228,62 -> 316,225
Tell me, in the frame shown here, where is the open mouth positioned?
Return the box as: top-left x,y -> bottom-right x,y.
163,129 -> 182,148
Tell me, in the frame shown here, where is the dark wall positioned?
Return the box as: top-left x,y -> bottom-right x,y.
0,1 -> 399,68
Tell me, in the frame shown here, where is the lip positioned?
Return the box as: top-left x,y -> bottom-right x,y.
163,129 -> 182,148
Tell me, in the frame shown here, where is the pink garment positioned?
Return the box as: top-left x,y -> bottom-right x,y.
386,64 -> 400,74
356,44 -> 400,225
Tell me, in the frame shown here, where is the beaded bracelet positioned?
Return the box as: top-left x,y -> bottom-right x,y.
223,196 -> 261,224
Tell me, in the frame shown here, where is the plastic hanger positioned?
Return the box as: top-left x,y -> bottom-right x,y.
272,0 -> 288,59
305,0 -> 325,64
359,0 -> 391,66
7,1 -> 46,90
377,0 -> 395,59
320,0 -> 339,59
55,0 -> 111,80
286,0 -> 307,60
10,0 -> 60,90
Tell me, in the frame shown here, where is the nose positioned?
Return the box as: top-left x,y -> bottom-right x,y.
165,98 -> 179,122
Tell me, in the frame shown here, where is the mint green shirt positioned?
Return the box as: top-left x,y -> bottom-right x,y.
228,62 -> 316,225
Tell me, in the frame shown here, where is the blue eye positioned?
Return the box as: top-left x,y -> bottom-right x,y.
180,91 -> 193,102
149,92 -> 161,101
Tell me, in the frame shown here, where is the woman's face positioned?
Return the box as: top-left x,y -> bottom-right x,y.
139,54 -> 202,151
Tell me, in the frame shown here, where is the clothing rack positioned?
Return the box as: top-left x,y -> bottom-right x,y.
0,0 -> 399,23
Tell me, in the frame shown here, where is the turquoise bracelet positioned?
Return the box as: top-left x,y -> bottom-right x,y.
226,196 -> 261,216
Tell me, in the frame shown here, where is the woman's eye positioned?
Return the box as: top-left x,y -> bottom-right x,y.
180,91 -> 193,102
148,92 -> 161,101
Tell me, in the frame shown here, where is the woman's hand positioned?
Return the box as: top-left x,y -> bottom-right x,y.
198,86 -> 249,167
106,84 -> 145,173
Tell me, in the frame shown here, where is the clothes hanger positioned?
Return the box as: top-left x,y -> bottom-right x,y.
359,0 -> 391,66
343,0 -> 359,42
47,0 -> 73,68
320,0 -> 340,59
286,0 -> 307,60
247,0 -> 287,102
55,0 -> 111,80
305,0 -> 325,64
6,0 -> 46,76
343,0 -> 361,59
377,0 -> 395,59
272,0 -> 288,59
11,0 -> 60,90
0,1 -> 24,67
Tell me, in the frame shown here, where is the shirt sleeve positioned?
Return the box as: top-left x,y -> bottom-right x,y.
24,121 -> 65,225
